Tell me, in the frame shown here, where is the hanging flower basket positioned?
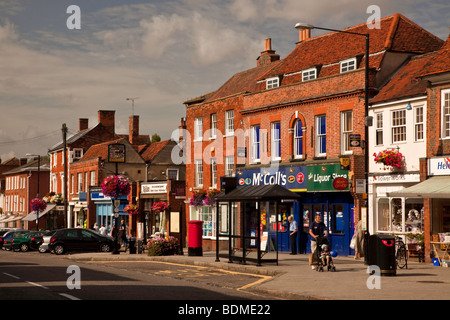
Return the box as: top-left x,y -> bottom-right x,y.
30,198 -> 47,212
204,188 -> 221,206
151,201 -> 168,212
101,175 -> 131,198
189,189 -> 207,207
373,149 -> 403,169
124,204 -> 139,215
43,192 -> 64,205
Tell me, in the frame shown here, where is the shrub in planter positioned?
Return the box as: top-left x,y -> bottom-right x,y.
147,236 -> 179,256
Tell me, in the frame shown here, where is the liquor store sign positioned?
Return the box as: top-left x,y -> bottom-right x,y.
237,164 -> 349,192
307,164 -> 349,191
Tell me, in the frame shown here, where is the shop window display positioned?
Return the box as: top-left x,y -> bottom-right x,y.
376,197 -> 423,234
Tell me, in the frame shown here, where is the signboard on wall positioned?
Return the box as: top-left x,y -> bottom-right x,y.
237,166 -> 307,192
141,182 -> 168,194
237,164 -> 350,192
307,164 -> 350,191
429,157 -> 450,176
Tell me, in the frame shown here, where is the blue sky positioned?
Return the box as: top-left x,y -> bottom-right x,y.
0,0 -> 448,160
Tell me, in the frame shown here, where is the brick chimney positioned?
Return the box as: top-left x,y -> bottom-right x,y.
257,38 -> 280,67
79,118 -> 89,131
98,110 -> 115,135
129,115 -> 139,145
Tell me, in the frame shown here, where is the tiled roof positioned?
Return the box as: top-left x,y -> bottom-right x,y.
260,13 -> 443,84
370,52 -> 436,104
140,139 -> 171,162
3,158 -> 50,175
201,61 -> 281,103
418,35 -> 450,78
0,157 -> 21,166
81,138 -> 126,161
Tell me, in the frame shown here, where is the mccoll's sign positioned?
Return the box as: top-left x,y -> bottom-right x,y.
237,164 -> 349,192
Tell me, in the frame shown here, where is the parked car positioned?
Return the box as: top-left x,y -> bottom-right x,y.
0,229 -> 24,247
31,230 -> 55,251
2,230 -> 28,251
48,228 -> 114,255
12,231 -> 48,252
38,230 -> 58,253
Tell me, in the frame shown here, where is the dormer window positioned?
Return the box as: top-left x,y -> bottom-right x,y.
340,58 -> 357,73
302,68 -> 317,81
266,77 -> 279,89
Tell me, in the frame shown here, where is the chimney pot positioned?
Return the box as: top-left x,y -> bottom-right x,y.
298,29 -> 311,42
257,38 -> 280,67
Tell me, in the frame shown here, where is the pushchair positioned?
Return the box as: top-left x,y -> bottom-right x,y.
315,237 -> 336,272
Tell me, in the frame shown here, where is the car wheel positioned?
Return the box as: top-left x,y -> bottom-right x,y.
54,245 -> 65,255
100,243 -> 111,252
38,245 -> 47,253
20,243 -> 29,252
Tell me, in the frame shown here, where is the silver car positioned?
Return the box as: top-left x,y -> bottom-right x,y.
39,231 -> 57,253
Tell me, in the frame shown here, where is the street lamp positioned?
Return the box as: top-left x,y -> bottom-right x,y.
295,22 -> 371,263
26,153 -> 41,231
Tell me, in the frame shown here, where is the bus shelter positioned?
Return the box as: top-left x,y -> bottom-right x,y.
214,184 -> 301,266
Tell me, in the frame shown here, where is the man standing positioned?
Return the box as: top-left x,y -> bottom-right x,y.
309,213 -> 328,268
288,215 -> 298,255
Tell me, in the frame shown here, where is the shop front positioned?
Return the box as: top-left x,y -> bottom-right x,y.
140,181 -> 169,241
387,157 -> 450,261
236,163 -> 353,256
90,187 -> 129,235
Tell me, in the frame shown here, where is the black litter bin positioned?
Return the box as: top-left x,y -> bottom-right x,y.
129,237 -> 136,254
368,234 -> 396,276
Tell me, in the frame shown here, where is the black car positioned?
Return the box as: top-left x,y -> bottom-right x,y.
48,228 -> 114,255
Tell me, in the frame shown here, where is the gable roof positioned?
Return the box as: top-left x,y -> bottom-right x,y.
140,139 -> 172,162
370,52 -> 437,104
186,61 -> 281,105
3,158 -> 50,175
260,13 -> 443,85
418,34 -> 450,78
80,138 -> 127,161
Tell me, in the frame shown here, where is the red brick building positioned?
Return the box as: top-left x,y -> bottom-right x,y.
1,158 -> 50,229
183,14 -> 443,255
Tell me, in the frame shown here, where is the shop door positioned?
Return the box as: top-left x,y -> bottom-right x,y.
327,204 -> 351,256
267,203 -> 292,252
303,203 -> 351,256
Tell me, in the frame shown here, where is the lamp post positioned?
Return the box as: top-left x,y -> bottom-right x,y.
26,154 -> 41,231
295,23 -> 370,263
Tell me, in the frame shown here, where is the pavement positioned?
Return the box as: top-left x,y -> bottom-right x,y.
67,250 -> 450,300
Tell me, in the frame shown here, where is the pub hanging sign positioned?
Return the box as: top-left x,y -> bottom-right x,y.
108,143 -> 126,163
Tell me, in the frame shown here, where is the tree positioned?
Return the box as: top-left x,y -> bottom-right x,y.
151,133 -> 161,143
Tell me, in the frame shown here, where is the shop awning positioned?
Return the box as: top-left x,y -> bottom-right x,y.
387,176 -> 450,198
215,184 -> 302,201
22,204 -> 56,221
1,215 -> 23,223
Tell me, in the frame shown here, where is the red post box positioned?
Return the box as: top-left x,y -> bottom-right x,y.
188,220 -> 203,256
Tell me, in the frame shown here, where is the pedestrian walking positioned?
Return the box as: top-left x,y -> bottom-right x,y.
288,215 -> 298,255
353,220 -> 365,259
99,224 -> 107,236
